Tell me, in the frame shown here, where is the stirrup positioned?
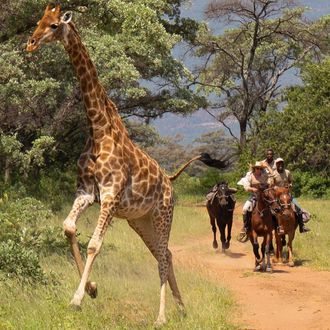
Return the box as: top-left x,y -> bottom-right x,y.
300,226 -> 311,233
237,230 -> 249,243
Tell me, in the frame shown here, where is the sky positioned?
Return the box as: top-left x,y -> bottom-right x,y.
151,0 -> 330,145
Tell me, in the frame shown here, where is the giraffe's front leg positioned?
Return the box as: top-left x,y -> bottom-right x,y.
69,193 -> 119,308
63,192 -> 98,298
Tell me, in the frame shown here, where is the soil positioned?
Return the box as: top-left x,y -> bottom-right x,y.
171,203 -> 330,330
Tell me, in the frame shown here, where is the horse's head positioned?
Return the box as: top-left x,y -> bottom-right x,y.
278,190 -> 292,217
215,182 -> 237,207
262,187 -> 281,214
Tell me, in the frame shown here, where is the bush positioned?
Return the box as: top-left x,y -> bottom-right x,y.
0,240 -> 46,283
0,196 -> 72,283
293,171 -> 330,198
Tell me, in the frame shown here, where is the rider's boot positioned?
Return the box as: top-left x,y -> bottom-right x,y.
296,209 -> 310,233
272,215 -> 284,235
238,212 -> 251,242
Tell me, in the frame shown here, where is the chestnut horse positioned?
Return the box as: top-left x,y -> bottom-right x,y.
206,182 -> 237,253
248,187 -> 280,272
274,187 -> 298,267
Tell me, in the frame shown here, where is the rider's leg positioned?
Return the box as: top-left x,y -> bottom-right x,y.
292,199 -> 310,233
241,199 -> 252,233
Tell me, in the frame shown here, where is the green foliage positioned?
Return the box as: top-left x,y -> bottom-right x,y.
0,133 -> 56,183
0,195 -> 71,283
292,171 -> 330,198
194,1 -> 328,148
0,240 -> 46,283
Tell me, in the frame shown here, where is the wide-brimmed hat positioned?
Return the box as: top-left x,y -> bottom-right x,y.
251,161 -> 264,169
275,157 -> 284,164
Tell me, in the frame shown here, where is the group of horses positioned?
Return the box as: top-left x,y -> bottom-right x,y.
206,183 -> 298,272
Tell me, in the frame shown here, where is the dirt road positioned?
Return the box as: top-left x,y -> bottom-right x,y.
171,205 -> 330,330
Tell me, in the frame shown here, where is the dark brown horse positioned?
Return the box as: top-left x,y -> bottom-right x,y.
206,182 -> 237,253
248,186 -> 280,272
273,187 -> 298,267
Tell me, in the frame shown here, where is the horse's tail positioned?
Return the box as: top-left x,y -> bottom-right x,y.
168,153 -> 228,182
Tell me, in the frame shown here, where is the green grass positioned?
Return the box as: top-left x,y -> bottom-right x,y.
0,202 -> 237,330
291,199 -> 330,270
1,196 -> 328,329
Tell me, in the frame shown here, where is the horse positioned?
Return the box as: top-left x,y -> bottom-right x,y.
206,182 -> 237,253
273,187 -> 298,267
248,186 -> 280,272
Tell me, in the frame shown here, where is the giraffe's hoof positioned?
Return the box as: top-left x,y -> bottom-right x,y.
154,316 -> 166,328
86,281 -> 98,299
69,302 -> 82,312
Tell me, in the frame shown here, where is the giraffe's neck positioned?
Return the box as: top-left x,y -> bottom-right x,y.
63,24 -> 119,134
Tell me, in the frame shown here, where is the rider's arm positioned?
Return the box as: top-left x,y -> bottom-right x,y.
287,170 -> 293,187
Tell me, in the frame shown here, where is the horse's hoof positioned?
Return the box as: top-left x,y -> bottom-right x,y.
213,241 -> 218,249
254,264 -> 261,272
266,266 -> 273,273
86,282 -> 98,299
288,261 -> 295,267
221,248 -> 226,254
225,242 -> 230,249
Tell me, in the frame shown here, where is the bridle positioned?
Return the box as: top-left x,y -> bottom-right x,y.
258,187 -> 281,215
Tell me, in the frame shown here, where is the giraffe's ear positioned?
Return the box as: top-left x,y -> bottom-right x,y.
61,11 -> 73,24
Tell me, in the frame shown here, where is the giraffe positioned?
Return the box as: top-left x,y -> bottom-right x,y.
26,4 -> 226,325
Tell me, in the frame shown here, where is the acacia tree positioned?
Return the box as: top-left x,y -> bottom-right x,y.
192,0 -> 329,149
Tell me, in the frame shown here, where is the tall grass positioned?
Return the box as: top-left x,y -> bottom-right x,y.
0,203 -> 237,330
292,199 -> 330,270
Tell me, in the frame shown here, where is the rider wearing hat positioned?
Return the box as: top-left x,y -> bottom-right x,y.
272,158 -> 310,233
238,161 -> 273,240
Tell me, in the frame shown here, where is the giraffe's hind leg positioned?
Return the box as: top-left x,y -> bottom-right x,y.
128,210 -> 184,326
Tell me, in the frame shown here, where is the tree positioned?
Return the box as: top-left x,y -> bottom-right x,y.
0,0 -> 204,179
192,0 -> 329,149
256,59 -> 330,175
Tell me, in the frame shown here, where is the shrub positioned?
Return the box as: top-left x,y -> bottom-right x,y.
0,240 -> 46,283
293,171 -> 330,198
0,196 -> 72,283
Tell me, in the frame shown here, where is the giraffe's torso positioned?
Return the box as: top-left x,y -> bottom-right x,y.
77,100 -> 173,220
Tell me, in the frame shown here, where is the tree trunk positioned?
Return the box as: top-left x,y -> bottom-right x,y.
4,158 -> 10,184
239,119 -> 247,149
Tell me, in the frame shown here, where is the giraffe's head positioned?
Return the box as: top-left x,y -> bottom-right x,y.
27,4 -> 72,52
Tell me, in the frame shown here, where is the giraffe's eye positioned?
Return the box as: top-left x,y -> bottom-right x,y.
50,23 -> 58,30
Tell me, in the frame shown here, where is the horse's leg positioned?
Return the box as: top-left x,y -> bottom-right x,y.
287,232 -> 295,267
225,216 -> 233,249
209,214 -> 218,249
273,232 -> 282,264
261,235 -> 267,271
265,233 -> 273,273
251,232 -> 261,271
218,218 -> 226,253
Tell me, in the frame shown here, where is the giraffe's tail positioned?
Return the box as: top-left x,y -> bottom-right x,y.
168,153 -> 228,181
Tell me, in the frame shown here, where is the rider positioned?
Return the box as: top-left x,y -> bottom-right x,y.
262,148 -> 277,174
238,161 -> 273,240
272,158 -> 310,233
